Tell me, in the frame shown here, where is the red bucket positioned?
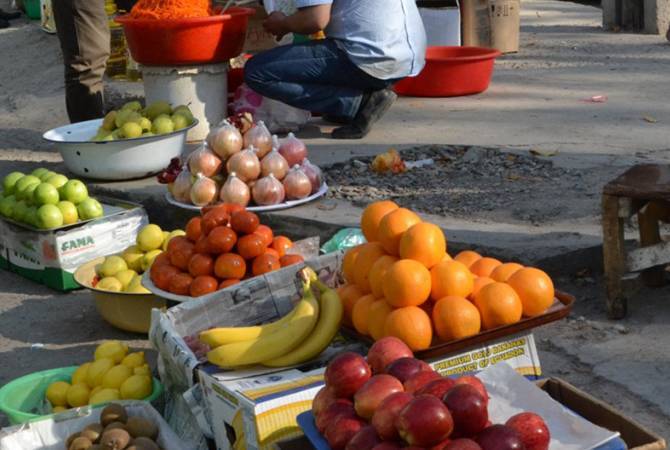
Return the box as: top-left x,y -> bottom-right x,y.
116,7 -> 255,66
394,46 -> 501,97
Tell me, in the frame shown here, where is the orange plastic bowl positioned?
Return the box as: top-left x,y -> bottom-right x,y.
394,46 -> 502,97
116,7 -> 255,66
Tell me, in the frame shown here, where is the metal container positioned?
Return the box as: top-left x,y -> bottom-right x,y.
43,118 -> 197,181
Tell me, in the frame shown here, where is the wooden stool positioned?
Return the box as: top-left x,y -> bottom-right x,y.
602,164 -> 670,319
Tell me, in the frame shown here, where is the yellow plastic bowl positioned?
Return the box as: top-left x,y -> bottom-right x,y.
74,257 -> 166,334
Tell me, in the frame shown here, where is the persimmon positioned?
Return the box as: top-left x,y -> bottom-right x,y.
219,278 -> 240,289
194,236 -> 209,254
214,253 -> 246,279
252,253 -> 281,276
151,252 -> 171,268
230,210 -> 260,234
280,254 -> 304,267
190,276 -> 218,297
264,247 -> 280,258
167,236 -> 190,255
188,253 -> 214,277
201,209 -> 230,236
253,225 -> 274,247
185,217 -> 202,242
151,264 -> 180,291
168,272 -> 193,295
272,236 -> 293,257
169,241 -> 195,271
237,234 -> 266,260
207,226 -> 237,254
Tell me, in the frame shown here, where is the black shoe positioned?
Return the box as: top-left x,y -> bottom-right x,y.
0,18 -> 9,29
331,89 -> 397,139
0,9 -> 21,20
322,114 -> 351,125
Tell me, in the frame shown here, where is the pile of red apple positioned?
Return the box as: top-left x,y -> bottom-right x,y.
312,337 -> 550,450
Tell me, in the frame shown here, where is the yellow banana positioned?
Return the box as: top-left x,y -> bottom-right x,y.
263,271 -> 343,367
206,283 -> 320,368
199,307 -> 298,348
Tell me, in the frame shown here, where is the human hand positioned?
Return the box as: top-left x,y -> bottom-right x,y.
263,11 -> 288,39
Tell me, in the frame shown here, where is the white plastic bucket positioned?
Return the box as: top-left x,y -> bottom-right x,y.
141,63 -> 228,141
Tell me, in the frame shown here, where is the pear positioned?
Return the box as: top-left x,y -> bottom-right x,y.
171,114 -> 190,130
102,111 -> 117,131
145,101 -> 172,120
139,117 -> 152,132
121,122 -> 143,139
122,100 -> 142,112
152,117 -> 174,135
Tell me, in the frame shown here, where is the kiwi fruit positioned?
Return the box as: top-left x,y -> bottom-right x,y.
100,404 -> 127,427
69,436 -> 93,450
104,422 -> 126,433
100,428 -> 131,450
80,423 -> 103,444
127,437 -> 159,450
66,432 -> 81,449
125,416 -> 159,440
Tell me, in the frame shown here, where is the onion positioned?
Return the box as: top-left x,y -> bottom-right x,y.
278,132 -> 307,167
243,120 -> 273,158
188,145 -> 222,177
207,120 -> 243,160
260,148 -> 289,180
300,158 -> 324,194
226,147 -> 261,183
172,168 -> 193,203
252,173 -> 285,206
220,172 -> 250,207
190,174 -> 218,207
283,165 -> 312,200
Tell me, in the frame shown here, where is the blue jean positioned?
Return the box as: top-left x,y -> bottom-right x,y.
244,39 -> 395,119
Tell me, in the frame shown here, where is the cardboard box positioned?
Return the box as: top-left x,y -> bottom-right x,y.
419,1 -> 462,47
461,0 -> 520,53
0,199 -> 147,291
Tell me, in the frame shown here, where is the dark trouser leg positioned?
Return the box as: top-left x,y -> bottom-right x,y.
53,0 -> 110,123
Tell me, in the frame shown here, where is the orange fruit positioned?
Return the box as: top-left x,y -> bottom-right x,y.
368,300 -> 393,340
490,262 -> 524,282
384,306 -> 433,351
432,296 -> 481,341
368,255 -> 399,298
378,208 -> 422,255
507,267 -> 555,317
352,294 -> 376,335
469,276 -> 495,301
337,284 -> 364,325
342,245 -> 363,284
361,200 -> 399,242
399,222 -> 447,269
473,282 -> 522,330
252,253 -> 281,276
469,257 -> 502,278
382,259 -> 431,308
442,253 -> 452,262
430,260 -> 474,301
353,242 -> 386,294
454,250 -> 482,268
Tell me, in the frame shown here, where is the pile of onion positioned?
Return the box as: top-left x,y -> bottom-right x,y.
279,132 -> 307,167
300,158 -> 324,194
220,172 -> 250,207
188,145 -> 222,178
207,120 -> 243,160
283,165 -> 312,200
243,121 -> 273,158
253,174 -> 285,206
226,148 -> 261,183
190,174 -> 218,206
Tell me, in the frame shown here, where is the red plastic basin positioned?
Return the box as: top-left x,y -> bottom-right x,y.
116,7 -> 255,66
394,46 -> 501,97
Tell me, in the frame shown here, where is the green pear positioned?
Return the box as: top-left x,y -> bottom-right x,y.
122,100 -> 142,112
121,122 -> 143,139
145,101 -> 172,120
139,117 -> 152,131
171,114 -> 190,130
102,111 -> 117,131
152,116 -> 175,135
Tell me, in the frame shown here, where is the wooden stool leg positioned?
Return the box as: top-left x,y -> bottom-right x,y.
639,202 -> 665,287
602,194 -> 627,319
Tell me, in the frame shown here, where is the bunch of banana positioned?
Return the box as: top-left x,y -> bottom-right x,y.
203,267 -> 343,369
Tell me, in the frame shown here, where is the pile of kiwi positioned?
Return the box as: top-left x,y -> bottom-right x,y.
65,403 -> 162,450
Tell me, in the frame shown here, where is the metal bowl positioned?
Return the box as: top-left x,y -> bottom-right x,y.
43,118 -> 197,181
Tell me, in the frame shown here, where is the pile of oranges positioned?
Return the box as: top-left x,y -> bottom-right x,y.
339,201 -> 556,351
149,204 -> 303,297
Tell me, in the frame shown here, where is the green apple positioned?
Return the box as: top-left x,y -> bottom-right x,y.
33,183 -> 60,206
14,175 -> 41,200
145,101 -> 172,120
171,114 -> 190,130
45,173 -> 68,190
36,204 -> 64,229
57,200 -> 78,225
2,171 -> 25,195
59,179 -> 88,204
24,206 -> 39,227
152,116 -> 174,135
121,122 -> 143,139
77,197 -> 103,220
31,168 -> 49,179
22,183 -> 40,204
0,195 -> 16,217
38,171 -> 57,181
12,200 -> 28,223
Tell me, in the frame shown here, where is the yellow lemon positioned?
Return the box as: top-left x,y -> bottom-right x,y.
71,362 -> 91,387
122,245 -> 144,272
46,381 -> 70,407
89,388 -> 120,405
52,406 -> 67,413
120,375 -> 152,400
86,358 -> 115,387
121,352 -> 146,369
141,250 -> 162,272
99,255 -> 128,278
90,386 -> 103,397
162,229 -> 186,251
136,224 -> 163,252
115,269 -> 138,290
94,341 -> 128,363
102,364 -> 133,389
125,283 -> 151,294
97,277 -> 122,292
66,383 -> 90,407
161,231 -> 170,248
133,364 -> 151,376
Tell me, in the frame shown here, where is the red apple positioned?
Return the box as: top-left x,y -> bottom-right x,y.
416,378 -> 456,399
505,412 -> 550,450
404,370 -> 442,394
313,386 -> 337,418
444,439 -> 483,450
367,337 -> 414,374
346,425 -> 383,450
372,443 -> 404,450
354,374 -> 405,419
371,392 -> 413,440
385,357 -> 432,383
326,416 -> 367,450
326,352 -> 372,398
396,395 -> 454,447
317,399 -> 356,434
476,425 -> 525,450
443,384 -> 488,436
454,376 -> 488,405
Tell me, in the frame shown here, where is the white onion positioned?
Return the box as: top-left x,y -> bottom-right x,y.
190,174 -> 218,206
220,172 -> 250,207
188,145 -> 222,177
243,120 -> 273,158
278,132 -> 307,167
252,173 -> 285,206
172,168 -> 193,203
207,120 -> 243,160
261,148 -> 289,180
283,165 -> 312,200
226,147 -> 261,182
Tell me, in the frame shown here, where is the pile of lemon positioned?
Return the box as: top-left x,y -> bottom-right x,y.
45,341 -> 153,412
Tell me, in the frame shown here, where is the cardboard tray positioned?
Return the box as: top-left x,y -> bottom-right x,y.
342,290 -> 575,360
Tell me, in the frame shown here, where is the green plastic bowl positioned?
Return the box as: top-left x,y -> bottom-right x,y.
24,0 -> 40,19
0,366 -> 163,424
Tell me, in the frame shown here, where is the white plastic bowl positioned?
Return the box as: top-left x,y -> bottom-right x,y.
43,118 -> 197,181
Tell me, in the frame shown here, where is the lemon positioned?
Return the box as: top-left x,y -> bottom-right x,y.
71,362 -> 91,387
141,250 -> 162,272
102,364 -> 133,389
125,283 -> 151,294
90,386 -> 103,397
46,381 -> 70,407
97,277 -> 123,292
137,224 -> 163,252
115,269 -> 138,290
161,231 -> 170,247
89,388 -> 120,405
94,341 -> 128,363
162,229 -> 186,251
133,364 -> 151,376
52,406 -> 67,413
99,255 -> 128,277
122,245 -> 145,272
120,375 -> 152,400
86,358 -> 115,387
66,383 -> 90,407
122,352 -> 145,369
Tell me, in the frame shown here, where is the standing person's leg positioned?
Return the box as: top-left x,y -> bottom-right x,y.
53,0 -> 110,123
